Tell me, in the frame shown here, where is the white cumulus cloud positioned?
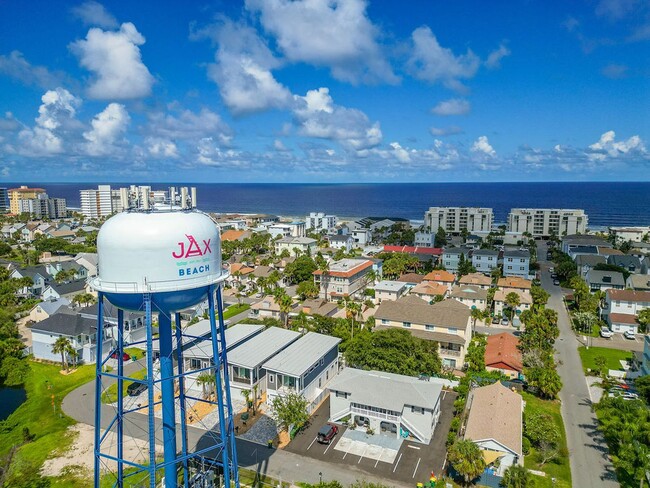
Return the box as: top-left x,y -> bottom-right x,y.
588,130 -> 646,158
70,23 -> 155,99
293,87 -> 382,151
485,43 -> 511,69
83,103 -> 130,156
471,135 -> 496,158
71,1 -> 118,29
146,137 -> 178,158
245,0 -> 397,85
407,26 -> 480,91
431,98 -> 470,116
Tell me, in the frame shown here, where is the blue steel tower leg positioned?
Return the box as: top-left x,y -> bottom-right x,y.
116,308 -> 124,487
93,292 -> 104,488
144,294 -> 157,488
174,312 -> 189,488
207,285 -> 232,488
217,286 -> 239,487
158,311 -> 178,488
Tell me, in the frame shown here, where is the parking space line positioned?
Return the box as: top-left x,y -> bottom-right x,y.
442,391 -> 446,400
407,445 -> 420,450
323,439 -> 335,454
307,437 -> 317,451
358,445 -> 368,464
342,442 -> 352,459
392,452 -> 403,473
374,453 -> 381,468
412,457 -> 421,478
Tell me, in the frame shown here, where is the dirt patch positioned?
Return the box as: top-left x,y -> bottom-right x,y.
41,424 -> 162,478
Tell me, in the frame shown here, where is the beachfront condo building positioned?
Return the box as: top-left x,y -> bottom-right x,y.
306,212 -> 337,232
507,208 -> 588,237
8,186 -> 46,214
424,207 -> 494,234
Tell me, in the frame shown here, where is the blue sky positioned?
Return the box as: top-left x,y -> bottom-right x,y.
0,0 -> 648,183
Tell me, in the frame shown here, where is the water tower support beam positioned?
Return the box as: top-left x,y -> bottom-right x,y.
93,292 -> 104,488
158,311 -> 178,488
144,294 -> 157,488
116,308 -> 124,487
174,311 -> 190,488
216,287 -> 240,487
207,285 -> 232,488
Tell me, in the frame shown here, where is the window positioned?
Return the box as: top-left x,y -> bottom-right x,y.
189,358 -> 203,370
269,374 -> 274,384
319,378 -> 322,388
411,406 -> 424,414
425,325 -> 434,331
403,322 -> 411,328
336,391 -> 347,398
448,327 -> 458,334
507,258 -> 513,262
381,319 -> 389,325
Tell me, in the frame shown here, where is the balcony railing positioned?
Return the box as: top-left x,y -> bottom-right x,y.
440,348 -> 462,357
350,405 -> 400,423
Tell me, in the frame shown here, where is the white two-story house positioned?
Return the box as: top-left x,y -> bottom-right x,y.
604,289 -> 650,334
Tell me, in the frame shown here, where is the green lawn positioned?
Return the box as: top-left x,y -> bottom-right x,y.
223,303 -> 250,321
0,361 -> 96,486
578,346 -> 633,374
100,367 -> 147,404
522,392 -> 572,488
124,346 -> 145,360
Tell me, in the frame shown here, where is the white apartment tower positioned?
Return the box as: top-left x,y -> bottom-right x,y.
306,212 -> 337,232
424,207 -> 493,234
507,209 -> 588,237
80,185 -> 113,219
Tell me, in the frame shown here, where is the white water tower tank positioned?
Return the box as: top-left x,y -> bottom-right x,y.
90,210 -> 227,311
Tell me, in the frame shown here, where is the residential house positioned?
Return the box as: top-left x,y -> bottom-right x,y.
449,285 -> 488,310
608,255 -> 646,275
493,289 -> 532,318
274,236 -> 317,256
472,249 -> 500,273
300,299 -> 339,317
422,270 -> 456,291
313,258 -> 375,301
249,295 -> 298,321
45,261 -> 88,281
459,273 -> 492,289
397,273 -> 425,287
497,277 -> 533,294
74,252 -> 99,277
80,301 -> 148,345
409,282 -> 448,303
221,229 -> 250,242
567,245 -> 600,260
10,266 -> 51,296
441,247 -> 471,273
263,332 -> 341,413
41,280 -> 87,302
328,368 -> 445,444
597,247 -> 625,258
585,269 -> 625,292
228,263 -> 255,288
414,232 -> 436,247
382,246 -> 442,266
561,234 -> 608,255
374,296 -> 472,369
485,333 -> 523,379
226,327 -> 301,400
464,382 -> 523,476
351,228 -> 371,246
328,234 -> 354,252
575,255 -> 607,279
268,222 -> 306,238
375,280 -> 408,303
31,311 -> 113,364
610,226 -> 650,243
28,298 -> 72,322
626,274 -> 650,291
502,249 -> 530,278
604,289 -> 650,334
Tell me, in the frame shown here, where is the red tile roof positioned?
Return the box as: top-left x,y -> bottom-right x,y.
485,332 -> 523,373
423,270 -> 456,283
383,245 -> 443,255
609,313 -> 638,325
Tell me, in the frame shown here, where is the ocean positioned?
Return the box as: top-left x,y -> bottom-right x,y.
8,182 -> 650,227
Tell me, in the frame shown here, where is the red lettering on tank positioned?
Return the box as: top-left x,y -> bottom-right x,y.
172,235 -> 213,258
172,242 -> 185,258
202,239 -> 212,254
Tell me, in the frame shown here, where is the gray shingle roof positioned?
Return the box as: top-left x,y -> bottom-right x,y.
328,368 -> 442,411
227,327 -> 301,369
472,249 -> 499,256
587,269 -> 625,286
30,312 -> 98,336
34,297 -> 71,316
262,332 -> 341,377
503,249 -> 530,258
49,280 -> 86,296
575,255 -> 607,267
375,295 -> 470,328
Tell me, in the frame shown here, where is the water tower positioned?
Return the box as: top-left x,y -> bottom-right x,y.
90,208 -> 239,488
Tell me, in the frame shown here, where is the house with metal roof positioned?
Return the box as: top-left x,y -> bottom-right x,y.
31,310 -> 113,364
263,331 -> 341,413
464,382 -> 523,476
328,368 -> 445,444
374,295 -> 472,369
28,297 -> 72,322
226,327 -> 301,399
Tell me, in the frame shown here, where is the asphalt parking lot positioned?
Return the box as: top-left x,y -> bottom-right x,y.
286,391 -> 457,485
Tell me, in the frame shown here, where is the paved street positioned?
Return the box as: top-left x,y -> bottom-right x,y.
62,361 -> 406,487
538,248 -> 618,487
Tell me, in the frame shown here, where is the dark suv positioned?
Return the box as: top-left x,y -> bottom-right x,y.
127,381 -> 147,396
317,424 -> 339,444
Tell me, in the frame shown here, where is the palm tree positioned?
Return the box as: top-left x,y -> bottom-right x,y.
448,439 -> 486,487
470,307 -> 483,335
505,292 -> 521,326
196,373 -> 215,399
251,383 -> 259,416
501,465 -> 533,488
277,293 -> 294,328
344,299 -> 361,339
241,388 -> 252,409
52,336 -> 72,371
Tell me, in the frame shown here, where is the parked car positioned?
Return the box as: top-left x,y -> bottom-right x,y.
550,273 -> 558,279
110,351 -> 131,361
549,267 -> 555,273
553,279 -> 560,286
501,318 -> 510,325
623,330 -> 636,340
492,316 -> 500,325
127,381 -> 147,396
600,327 -> 613,338
317,424 -> 339,444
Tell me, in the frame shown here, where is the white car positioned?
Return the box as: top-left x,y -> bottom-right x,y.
549,267 -> 554,273
600,327 -> 613,338
623,330 -> 636,340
